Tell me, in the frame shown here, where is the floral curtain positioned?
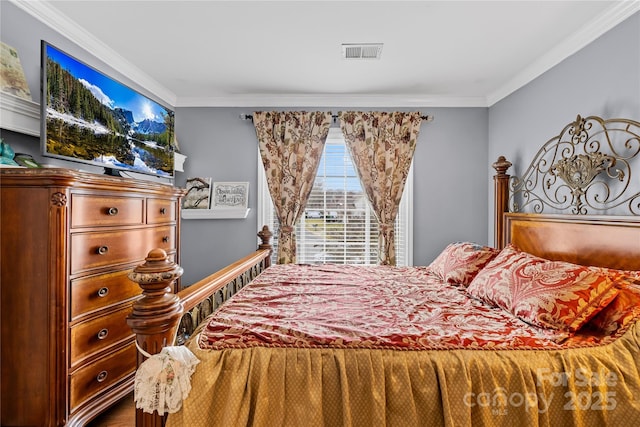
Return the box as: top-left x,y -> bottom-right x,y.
339,111 -> 422,265
254,111 -> 332,264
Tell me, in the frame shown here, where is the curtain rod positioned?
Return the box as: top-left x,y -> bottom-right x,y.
239,113 -> 434,122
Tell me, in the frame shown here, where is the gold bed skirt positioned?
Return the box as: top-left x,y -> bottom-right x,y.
167,321 -> 640,427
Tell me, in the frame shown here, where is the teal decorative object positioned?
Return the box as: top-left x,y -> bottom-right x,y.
0,139 -> 19,166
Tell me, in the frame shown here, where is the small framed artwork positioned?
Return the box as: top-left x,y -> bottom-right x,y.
1,42 -> 32,100
212,182 -> 249,209
183,177 -> 212,209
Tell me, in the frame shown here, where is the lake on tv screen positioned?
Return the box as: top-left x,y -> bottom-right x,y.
46,115 -> 174,176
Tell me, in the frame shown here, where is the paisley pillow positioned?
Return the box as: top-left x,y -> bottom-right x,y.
466,244 -> 619,332
428,242 -> 499,286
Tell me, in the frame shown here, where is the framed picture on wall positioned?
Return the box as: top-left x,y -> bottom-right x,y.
0,42 -> 32,100
212,182 -> 249,210
183,177 -> 212,209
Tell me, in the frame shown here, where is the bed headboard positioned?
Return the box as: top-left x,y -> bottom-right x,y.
504,213 -> 640,270
493,115 -> 640,271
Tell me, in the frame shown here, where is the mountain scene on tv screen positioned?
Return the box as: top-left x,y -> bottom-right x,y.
45,57 -> 174,176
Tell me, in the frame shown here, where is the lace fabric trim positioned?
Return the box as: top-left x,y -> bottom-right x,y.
134,343 -> 200,415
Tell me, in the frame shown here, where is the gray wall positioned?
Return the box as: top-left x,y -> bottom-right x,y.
487,11 -> 640,243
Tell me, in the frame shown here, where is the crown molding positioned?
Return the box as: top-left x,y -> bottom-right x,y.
0,93 -> 40,137
175,94 -> 489,108
10,0 -> 177,107
487,0 -> 640,106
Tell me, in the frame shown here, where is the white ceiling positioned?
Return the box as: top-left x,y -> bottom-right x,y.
14,0 -> 640,108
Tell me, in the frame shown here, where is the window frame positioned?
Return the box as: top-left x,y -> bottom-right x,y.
257,127 -> 413,265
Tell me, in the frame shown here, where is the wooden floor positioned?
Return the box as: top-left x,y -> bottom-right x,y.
86,392 -> 135,427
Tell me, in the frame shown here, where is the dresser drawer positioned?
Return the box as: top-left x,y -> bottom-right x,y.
71,194 -> 144,228
71,229 -> 146,273
151,225 -> 177,252
147,198 -> 176,224
71,227 -> 177,274
71,229 -> 147,273
69,343 -> 136,412
70,306 -> 133,367
71,269 -> 141,320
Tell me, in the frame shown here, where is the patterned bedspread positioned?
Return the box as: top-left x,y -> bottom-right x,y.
165,264 -> 640,427
200,264 -> 621,350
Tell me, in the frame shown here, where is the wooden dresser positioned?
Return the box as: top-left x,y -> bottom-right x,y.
0,168 -> 184,427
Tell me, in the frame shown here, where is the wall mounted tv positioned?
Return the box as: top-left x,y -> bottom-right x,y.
41,41 -> 175,178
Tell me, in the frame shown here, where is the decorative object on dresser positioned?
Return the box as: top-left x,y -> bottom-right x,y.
0,138 -> 19,166
13,152 -> 42,168
0,168 -> 184,427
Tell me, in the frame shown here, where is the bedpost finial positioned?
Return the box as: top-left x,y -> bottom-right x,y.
130,248 -> 184,277
258,225 -> 273,248
146,248 -> 170,262
257,226 -> 273,268
492,156 -> 512,176
127,248 -> 184,358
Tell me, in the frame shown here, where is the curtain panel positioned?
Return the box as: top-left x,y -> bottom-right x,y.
339,111 -> 422,265
253,111 -> 332,264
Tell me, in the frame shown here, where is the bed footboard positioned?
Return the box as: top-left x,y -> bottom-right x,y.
175,230 -> 272,344
126,226 -> 272,427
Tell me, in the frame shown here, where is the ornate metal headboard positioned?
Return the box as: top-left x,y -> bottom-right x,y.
509,115 -> 640,215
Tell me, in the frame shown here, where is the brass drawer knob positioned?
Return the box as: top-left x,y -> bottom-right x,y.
162,236 -> 169,243
97,287 -> 109,297
107,207 -> 119,216
97,328 -> 109,340
96,370 -> 108,383
160,207 -> 166,215
96,246 -> 109,255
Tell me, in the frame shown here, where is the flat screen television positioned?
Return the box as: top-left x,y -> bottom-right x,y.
41,41 -> 175,178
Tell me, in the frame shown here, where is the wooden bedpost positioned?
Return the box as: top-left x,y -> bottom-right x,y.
126,228 -> 272,426
127,248 -> 184,427
257,225 -> 273,268
492,156 -> 512,249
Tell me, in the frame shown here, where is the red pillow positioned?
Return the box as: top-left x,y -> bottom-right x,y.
428,242 -> 499,286
594,267 -> 640,288
466,244 -> 619,332
586,284 -> 640,335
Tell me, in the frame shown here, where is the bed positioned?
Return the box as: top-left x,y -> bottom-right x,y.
127,115 -> 640,427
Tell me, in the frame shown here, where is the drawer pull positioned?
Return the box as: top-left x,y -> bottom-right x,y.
96,246 -> 109,255
107,207 -> 119,216
97,287 -> 109,297
162,236 -> 169,243
96,371 -> 108,383
160,207 -> 167,215
97,328 -> 109,340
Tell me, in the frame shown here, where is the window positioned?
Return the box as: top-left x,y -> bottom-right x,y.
258,127 -> 413,265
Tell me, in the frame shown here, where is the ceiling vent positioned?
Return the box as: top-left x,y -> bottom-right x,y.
342,43 -> 383,60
